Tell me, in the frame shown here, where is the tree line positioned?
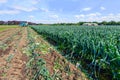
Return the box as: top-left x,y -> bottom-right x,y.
0,21 -> 37,25
1,20 -> 120,25
51,21 -> 120,25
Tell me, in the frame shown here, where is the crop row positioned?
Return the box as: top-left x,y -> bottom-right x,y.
31,25 -> 120,80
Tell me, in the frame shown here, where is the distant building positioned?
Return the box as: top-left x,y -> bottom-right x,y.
83,23 -> 98,26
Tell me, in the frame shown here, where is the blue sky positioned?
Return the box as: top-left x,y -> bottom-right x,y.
0,0 -> 120,23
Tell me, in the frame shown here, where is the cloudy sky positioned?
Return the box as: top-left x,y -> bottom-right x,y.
0,0 -> 120,23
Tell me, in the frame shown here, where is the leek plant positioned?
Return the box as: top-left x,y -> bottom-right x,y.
31,25 -> 120,80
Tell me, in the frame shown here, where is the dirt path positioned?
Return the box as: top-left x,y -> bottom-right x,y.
0,27 -> 28,80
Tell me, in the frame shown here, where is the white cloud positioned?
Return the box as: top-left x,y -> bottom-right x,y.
100,7 -> 106,10
75,14 -> 85,19
0,0 -> 7,3
0,10 -> 20,14
40,8 -> 49,12
75,12 -> 101,19
82,7 -> 91,11
29,15 -> 34,18
87,12 -> 101,17
75,13 -> 120,22
37,18 -> 76,24
28,13 -> 120,23
12,6 -> 38,12
99,14 -> 120,21
49,15 -> 59,19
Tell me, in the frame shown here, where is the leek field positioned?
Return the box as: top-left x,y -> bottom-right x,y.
31,25 -> 120,80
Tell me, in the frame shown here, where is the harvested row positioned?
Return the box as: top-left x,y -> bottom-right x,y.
0,28 -> 20,41
0,27 -> 28,80
0,28 -> 22,56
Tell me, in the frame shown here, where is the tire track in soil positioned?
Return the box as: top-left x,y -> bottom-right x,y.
0,27 -> 28,80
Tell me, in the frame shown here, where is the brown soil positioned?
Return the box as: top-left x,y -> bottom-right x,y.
0,28 -> 21,56
0,27 -> 28,80
39,50 -> 88,80
0,28 -> 17,36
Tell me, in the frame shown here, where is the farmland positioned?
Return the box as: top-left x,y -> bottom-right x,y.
31,25 -> 120,80
0,25 -> 87,80
0,25 -> 119,80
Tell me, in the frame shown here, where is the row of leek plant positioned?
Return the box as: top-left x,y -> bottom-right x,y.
26,27 -> 61,80
31,25 -> 120,80
25,27 -> 52,80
